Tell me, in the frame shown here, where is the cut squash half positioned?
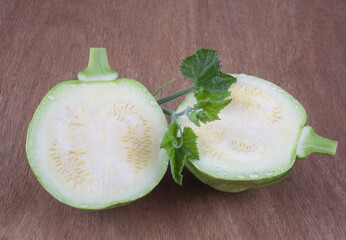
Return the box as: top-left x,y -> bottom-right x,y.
26,49 -> 168,209
178,74 -> 337,192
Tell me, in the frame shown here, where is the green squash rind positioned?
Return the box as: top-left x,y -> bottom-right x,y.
185,160 -> 294,192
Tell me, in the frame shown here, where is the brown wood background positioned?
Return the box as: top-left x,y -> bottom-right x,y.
0,0 -> 345,239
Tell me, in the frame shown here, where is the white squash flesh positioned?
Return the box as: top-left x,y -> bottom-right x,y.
27,79 -> 168,209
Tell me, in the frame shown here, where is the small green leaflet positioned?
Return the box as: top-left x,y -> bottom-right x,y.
180,49 -> 236,126
188,99 -> 231,127
160,122 -> 199,185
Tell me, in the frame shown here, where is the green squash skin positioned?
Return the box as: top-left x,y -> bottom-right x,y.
183,123 -> 304,192
26,78 -> 168,210
185,160 -> 293,192
178,74 -> 307,192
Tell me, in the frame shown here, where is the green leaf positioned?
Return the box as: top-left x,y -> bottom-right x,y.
160,123 -> 199,185
160,122 -> 178,161
180,49 -> 236,97
188,110 -> 200,127
180,49 -> 220,82
194,88 -> 229,103
191,99 -> 231,125
197,72 -> 236,96
180,127 -> 199,160
179,49 -> 237,126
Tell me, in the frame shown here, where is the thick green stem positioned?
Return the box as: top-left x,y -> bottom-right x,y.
78,48 -> 118,81
157,86 -> 195,105
297,126 -> 338,159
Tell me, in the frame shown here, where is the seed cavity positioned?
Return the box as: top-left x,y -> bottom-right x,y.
48,106 -> 92,189
193,123 -> 267,161
230,84 -> 282,124
49,139 -> 92,189
113,102 -> 153,173
195,125 -> 226,158
49,101 -> 154,189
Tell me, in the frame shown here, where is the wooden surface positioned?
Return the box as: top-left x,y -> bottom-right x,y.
1,0 -> 345,239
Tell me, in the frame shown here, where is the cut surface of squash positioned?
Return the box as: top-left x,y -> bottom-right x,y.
177,74 -> 306,186
27,79 -> 168,209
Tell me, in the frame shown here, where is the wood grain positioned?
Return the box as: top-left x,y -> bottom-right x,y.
0,0 -> 345,239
